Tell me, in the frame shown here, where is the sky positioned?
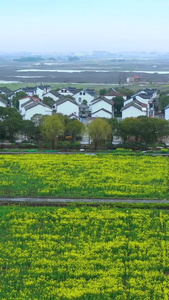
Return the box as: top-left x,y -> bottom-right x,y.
0,0 -> 169,53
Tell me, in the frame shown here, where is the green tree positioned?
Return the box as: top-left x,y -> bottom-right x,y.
0,107 -> 23,141
113,96 -> 124,117
42,97 -> 55,108
99,89 -> 107,96
118,117 -> 142,142
12,91 -> 27,109
88,118 -> 112,150
158,95 -> 169,113
107,118 -> 120,142
116,88 -> 134,99
31,114 -> 45,141
0,121 -> 6,140
21,120 -> 36,141
66,119 -> 85,142
31,114 -> 44,127
118,116 -> 169,145
42,114 -> 65,149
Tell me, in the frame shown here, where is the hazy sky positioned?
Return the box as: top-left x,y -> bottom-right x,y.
0,0 -> 169,53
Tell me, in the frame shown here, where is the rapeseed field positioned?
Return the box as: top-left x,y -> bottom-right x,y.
1,206 -> 169,299
0,154 -> 168,199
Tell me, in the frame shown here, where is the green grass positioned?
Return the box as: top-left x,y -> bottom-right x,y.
1,82 -> 169,93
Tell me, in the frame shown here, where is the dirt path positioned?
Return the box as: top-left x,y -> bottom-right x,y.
0,198 -> 169,205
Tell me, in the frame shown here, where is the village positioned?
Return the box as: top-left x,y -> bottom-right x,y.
0,82 -> 169,120
0,81 -> 169,148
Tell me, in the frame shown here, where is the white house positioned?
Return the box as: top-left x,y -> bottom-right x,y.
0,96 -> 9,107
11,84 -> 51,100
165,105 -> 169,120
121,100 -> 147,119
55,97 -> 79,116
42,90 -> 60,102
91,97 -> 114,119
0,87 -> 12,97
73,89 -> 97,105
19,96 -> 40,113
92,108 -> 113,118
104,89 -> 127,101
36,84 -> 51,99
21,101 -> 52,120
58,87 -> 75,97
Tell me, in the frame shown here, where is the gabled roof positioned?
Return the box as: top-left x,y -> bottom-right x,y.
0,96 -> 8,105
91,96 -> 113,105
24,101 -> 52,111
21,99 -> 36,108
0,87 -> 12,95
38,83 -> 51,90
44,90 -> 60,97
164,104 -> 169,110
105,90 -> 124,97
121,100 -> 147,112
73,88 -> 97,97
22,87 -> 37,93
137,93 -> 152,99
56,97 -> 79,106
85,89 -> 97,96
19,96 -> 41,102
67,87 -> 79,94
92,108 -> 112,115
67,113 -> 79,118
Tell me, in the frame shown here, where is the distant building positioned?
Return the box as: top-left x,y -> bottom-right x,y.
127,75 -> 141,83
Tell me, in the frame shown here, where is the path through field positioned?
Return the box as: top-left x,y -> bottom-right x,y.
1,198 -> 169,204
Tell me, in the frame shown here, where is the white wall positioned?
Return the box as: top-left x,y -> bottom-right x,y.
165,108 -> 169,120
92,109 -> 112,118
122,106 -> 147,119
43,92 -> 59,101
58,89 -> 74,96
73,91 -> 94,105
57,101 -> 79,116
105,95 -> 127,101
0,101 -> 6,108
92,100 -> 112,114
123,98 -> 133,106
36,88 -> 44,99
136,95 -> 150,104
24,104 -> 52,120
19,97 -> 33,111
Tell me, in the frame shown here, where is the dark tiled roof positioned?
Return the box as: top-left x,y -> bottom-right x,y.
22,87 -> 37,92
85,89 -> 97,96
19,96 -> 40,102
21,99 -> 36,108
0,96 -> 8,105
137,93 -> 151,99
56,97 -> 79,106
24,101 -> 51,111
92,108 -> 112,115
38,84 -> 51,90
121,100 -> 147,112
91,97 -> 112,105
105,90 -> 124,97
165,104 -> 169,110
45,90 -> 60,97
67,87 -> 79,94
0,87 -> 12,94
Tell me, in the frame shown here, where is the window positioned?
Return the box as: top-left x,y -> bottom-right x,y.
80,92 -> 82,95
79,97 -> 82,102
83,92 -> 85,95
